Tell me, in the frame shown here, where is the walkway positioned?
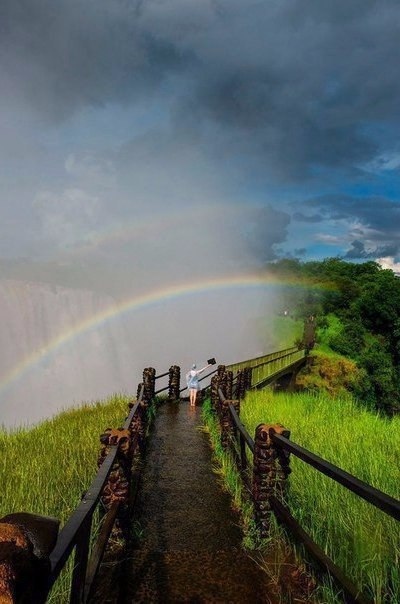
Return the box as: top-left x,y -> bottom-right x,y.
121,400 -> 278,603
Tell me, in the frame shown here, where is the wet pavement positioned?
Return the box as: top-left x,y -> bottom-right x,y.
121,400 -> 279,603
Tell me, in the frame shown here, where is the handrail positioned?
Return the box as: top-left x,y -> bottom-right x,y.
49,443 -> 119,582
154,370 -> 169,380
270,496 -> 372,604
199,367 -> 219,383
271,433 -> 400,521
226,346 -> 299,371
215,371 -> 398,603
153,366 -> 176,396
48,385 -> 144,591
221,386 -> 399,522
228,403 -> 254,452
249,349 -> 304,372
155,384 -> 169,395
250,355 -> 307,390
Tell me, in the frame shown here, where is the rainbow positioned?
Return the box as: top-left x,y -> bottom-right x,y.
0,273 -> 326,396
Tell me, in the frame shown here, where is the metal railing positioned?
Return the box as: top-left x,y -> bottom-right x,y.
226,346 -> 299,374
47,388 -> 145,603
213,372 -> 400,604
0,363 -> 176,603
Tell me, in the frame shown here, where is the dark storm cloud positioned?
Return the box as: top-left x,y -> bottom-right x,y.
303,194 -> 400,257
344,239 -> 399,259
0,0 -> 188,121
306,195 -> 400,235
2,0 -> 400,177
344,240 -> 369,259
243,206 -> 291,262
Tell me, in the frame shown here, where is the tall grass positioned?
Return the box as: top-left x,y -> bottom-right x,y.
242,389 -> 400,604
0,393 -> 131,602
201,399 -> 258,549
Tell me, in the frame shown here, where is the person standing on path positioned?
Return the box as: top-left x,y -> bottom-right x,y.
186,362 -> 212,406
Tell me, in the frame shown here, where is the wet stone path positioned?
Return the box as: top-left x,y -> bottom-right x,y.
121,400 -> 277,603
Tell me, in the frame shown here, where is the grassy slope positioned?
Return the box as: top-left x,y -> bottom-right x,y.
0,394 -> 131,602
241,390 -> 400,603
0,394 -> 130,521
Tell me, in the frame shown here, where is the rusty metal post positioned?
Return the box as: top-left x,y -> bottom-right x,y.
252,423 -> 291,537
217,364 -> 226,378
126,400 -> 140,459
0,513 -> 59,604
218,368 -> 227,401
219,399 -> 239,450
132,383 -> 146,454
168,365 -> 180,401
141,368 -> 155,436
98,428 -> 132,541
219,398 -> 231,450
225,370 -> 233,400
210,374 -> 219,414
143,367 -> 156,404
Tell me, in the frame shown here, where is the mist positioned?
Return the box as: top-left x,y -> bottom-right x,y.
1,1 -> 399,426
0,121 -> 287,427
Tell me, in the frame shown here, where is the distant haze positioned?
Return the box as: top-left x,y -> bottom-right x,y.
1,1 -> 399,425
0,278 -> 280,428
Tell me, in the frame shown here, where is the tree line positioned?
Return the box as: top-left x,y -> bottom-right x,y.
267,258 -> 400,415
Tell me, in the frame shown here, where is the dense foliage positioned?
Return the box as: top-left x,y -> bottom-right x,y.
267,258 -> 400,414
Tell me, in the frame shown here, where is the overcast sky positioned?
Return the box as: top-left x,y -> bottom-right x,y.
1,0 -> 400,290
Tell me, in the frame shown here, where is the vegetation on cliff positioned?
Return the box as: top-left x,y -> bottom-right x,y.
267,258 -> 400,414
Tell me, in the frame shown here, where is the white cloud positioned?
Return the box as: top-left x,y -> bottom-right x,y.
376,256 -> 400,275
365,151 -> 400,173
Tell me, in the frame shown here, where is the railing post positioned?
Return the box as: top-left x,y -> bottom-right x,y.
143,367 -> 156,404
219,399 -> 239,450
225,370 -> 233,400
0,513 -> 59,604
217,365 -> 227,401
252,423 -> 291,537
98,428 -> 132,541
132,384 -> 146,454
168,365 -> 180,401
125,399 -> 141,461
210,374 -> 219,414
217,364 -> 226,380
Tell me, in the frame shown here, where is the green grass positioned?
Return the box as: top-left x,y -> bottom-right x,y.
241,389 -> 400,604
201,399 -> 259,549
0,393 -> 132,602
201,398 -> 319,601
263,315 -> 304,350
316,314 -> 344,348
